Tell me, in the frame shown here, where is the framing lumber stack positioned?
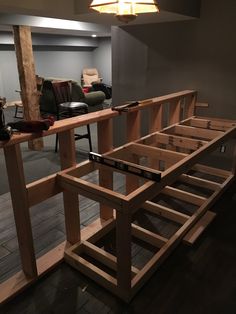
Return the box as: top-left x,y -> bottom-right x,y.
0,90 -> 236,304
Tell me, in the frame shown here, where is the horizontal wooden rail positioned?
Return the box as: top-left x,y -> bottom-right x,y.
27,173 -> 61,207
0,109 -> 118,148
188,117 -> 236,131
83,241 -> 139,276
131,223 -> 168,248
192,164 -> 231,179
122,90 -> 197,113
179,174 -> 221,191
147,133 -> 208,151
0,90 -> 197,149
143,200 -> 190,224
187,118 -> 235,131
162,186 -> 206,206
172,125 -> 223,140
127,143 -> 187,163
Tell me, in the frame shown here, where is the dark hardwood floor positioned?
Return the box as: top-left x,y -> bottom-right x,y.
1,178 -> 236,313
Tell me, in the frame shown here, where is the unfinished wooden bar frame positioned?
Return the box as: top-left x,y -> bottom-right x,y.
0,90 -> 236,304
59,120 -> 236,301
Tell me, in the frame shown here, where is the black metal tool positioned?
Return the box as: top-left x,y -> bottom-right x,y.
89,152 -> 161,182
111,101 -> 139,112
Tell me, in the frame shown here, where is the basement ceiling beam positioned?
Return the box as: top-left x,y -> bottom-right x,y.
0,13 -> 111,36
0,31 -> 99,48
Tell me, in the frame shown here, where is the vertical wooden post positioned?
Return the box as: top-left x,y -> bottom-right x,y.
127,111 -> 141,142
13,25 -> 43,151
59,130 -> 80,244
149,104 -> 163,133
97,119 -> 114,220
169,99 -> 181,125
4,144 -> 37,277
126,111 -> 141,194
166,99 -> 182,155
116,210 -> 132,298
149,104 -> 163,169
186,94 -> 197,118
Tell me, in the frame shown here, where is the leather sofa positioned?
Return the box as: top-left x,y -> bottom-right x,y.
39,77 -> 106,115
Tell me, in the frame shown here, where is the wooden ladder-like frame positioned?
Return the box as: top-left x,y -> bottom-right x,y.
58,115 -> 236,302
0,90 -> 236,304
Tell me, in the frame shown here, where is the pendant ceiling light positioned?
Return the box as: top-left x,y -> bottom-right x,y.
89,0 -> 159,23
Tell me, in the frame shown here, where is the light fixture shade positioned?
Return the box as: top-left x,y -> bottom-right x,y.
90,0 -> 159,15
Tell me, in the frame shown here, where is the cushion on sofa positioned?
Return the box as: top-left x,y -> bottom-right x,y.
39,77 -> 105,114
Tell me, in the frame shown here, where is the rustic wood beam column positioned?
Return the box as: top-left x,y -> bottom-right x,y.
13,25 -> 43,150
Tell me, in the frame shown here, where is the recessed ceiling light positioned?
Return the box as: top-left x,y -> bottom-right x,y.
91,34 -> 97,37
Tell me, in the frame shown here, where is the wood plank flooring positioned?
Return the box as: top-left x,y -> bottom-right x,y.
0,178 -> 236,313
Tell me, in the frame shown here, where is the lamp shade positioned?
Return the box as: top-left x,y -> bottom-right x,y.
90,0 -> 159,15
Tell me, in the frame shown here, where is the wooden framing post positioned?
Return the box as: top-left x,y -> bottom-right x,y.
4,144 -> 37,278
116,210 -> 132,300
126,111 -> 141,193
13,25 -> 43,151
186,93 -> 197,118
148,105 -> 163,168
127,111 -> 141,142
169,99 -> 181,125
149,104 -> 163,134
59,130 -> 80,244
97,119 -> 114,220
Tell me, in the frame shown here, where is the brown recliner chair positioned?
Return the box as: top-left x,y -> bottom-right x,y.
82,68 -> 102,87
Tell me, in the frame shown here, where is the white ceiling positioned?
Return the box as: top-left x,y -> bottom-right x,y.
0,0 -> 197,37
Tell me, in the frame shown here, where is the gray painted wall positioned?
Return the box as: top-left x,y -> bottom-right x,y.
0,50 -> 20,101
93,37 -> 112,85
0,50 -> 94,100
112,0 -> 236,143
0,35 -> 111,101
34,50 -> 93,83
112,0 -> 236,118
